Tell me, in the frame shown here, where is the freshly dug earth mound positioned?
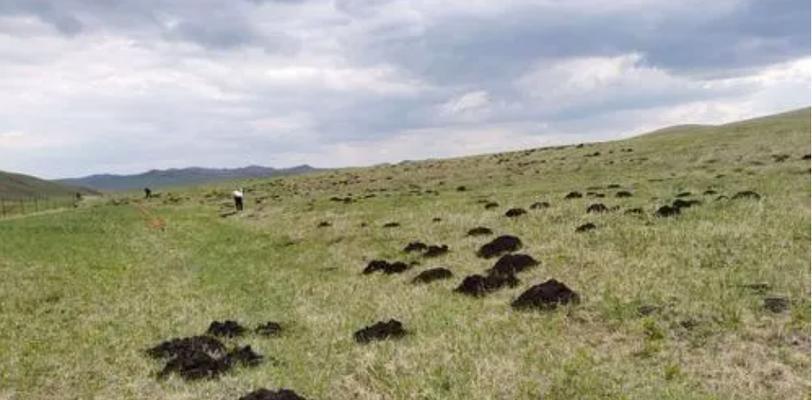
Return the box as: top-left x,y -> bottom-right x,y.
575,223 -> 596,232
511,279 -> 580,310
207,320 -> 247,338
484,202 -> 499,209
615,191 -> 633,198
412,267 -> 453,284
158,347 -> 229,380
764,296 -> 789,313
676,192 -> 692,197
146,336 -> 225,359
225,345 -> 263,366
586,203 -> 608,213
256,322 -> 283,336
382,222 -> 401,228
477,235 -> 522,258
239,388 -> 308,400
363,260 -> 410,274
354,319 -> 407,343
564,191 -> 583,199
488,254 -> 539,276
455,274 -> 519,296
505,208 -> 527,218
403,241 -> 428,253
703,190 -> 718,195
672,199 -> 701,209
467,227 -> 493,236
529,201 -> 550,209
317,221 -> 331,228
424,245 -> 449,258
655,205 -> 680,217
732,190 -> 761,200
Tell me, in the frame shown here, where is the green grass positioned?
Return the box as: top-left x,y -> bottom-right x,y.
0,108 -> 809,400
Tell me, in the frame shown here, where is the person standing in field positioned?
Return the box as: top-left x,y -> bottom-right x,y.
144,187 -> 152,199
233,188 -> 244,212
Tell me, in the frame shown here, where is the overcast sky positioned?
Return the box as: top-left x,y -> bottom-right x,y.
0,0 -> 809,178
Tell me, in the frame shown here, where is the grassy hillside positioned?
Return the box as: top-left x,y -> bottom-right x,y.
0,108 -> 809,400
0,170 -> 96,199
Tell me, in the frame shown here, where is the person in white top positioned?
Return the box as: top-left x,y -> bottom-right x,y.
233,188 -> 244,211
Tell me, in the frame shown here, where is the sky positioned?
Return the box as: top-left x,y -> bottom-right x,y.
0,0 -> 809,179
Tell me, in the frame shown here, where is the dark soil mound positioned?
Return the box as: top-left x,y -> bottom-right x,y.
624,208 -> 643,215
403,241 -> 428,253
505,208 -> 527,218
363,260 -> 411,275
239,388 -> 308,400
575,223 -> 596,232
412,268 -> 453,284
454,274 -> 519,297
158,347 -> 230,380
317,221 -> 331,228
256,322 -> 283,336
615,191 -> 633,198
732,190 -> 761,200
467,227 -> 493,236
672,199 -> 701,209
586,203 -> 608,213
146,336 -> 225,359
607,184 -> 621,189
477,235 -> 522,258
424,245 -> 449,258
488,254 -> 539,276
484,202 -> 499,209
702,190 -> 717,195
432,217 -> 442,222
456,186 -> 467,191
207,320 -> 247,338
511,279 -> 580,310
564,191 -> 583,199
354,319 -> 407,343
225,345 -> 263,367
383,222 -> 401,228
529,201 -> 550,209
803,154 -> 811,160
654,205 -> 680,217
675,192 -> 692,197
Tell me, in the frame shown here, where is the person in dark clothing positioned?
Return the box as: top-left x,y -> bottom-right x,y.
144,188 -> 152,199
233,188 -> 244,211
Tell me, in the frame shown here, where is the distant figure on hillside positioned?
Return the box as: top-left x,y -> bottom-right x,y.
233,188 -> 244,212
144,187 -> 152,199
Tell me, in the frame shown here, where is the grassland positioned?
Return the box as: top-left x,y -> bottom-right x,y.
0,108 -> 809,400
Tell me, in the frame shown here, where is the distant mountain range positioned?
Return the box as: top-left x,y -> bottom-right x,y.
57,164 -> 319,191
0,170 -> 98,199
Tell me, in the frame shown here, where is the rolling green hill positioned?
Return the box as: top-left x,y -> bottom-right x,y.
0,169 -> 97,199
0,107 -> 809,400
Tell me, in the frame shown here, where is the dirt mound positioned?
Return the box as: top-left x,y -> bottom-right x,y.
207,320 -> 247,338
432,217 -> 442,222
505,208 -> 527,217
763,296 -> 789,313
256,322 -> 283,336
529,201 -> 550,209
615,191 -> 633,198
484,202 -> 499,209
158,347 -> 230,380
675,192 -> 692,197
575,223 -> 596,232
477,235 -> 522,258
672,199 -> 701,209
564,191 -> 583,199
412,268 -> 453,284
511,279 -> 580,310
146,336 -> 225,359
225,345 -> 263,367
654,205 -> 680,217
403,241 -> 428,253
455,274 -> 519,296
457,186 -> 467,191
467,227 -> 493,236
703,190 -> 717,195
424,245 -> 449,258
488,254 -> 539,276
586,203 -> 608,213
803,154 -> 811,160
239,388 -> 308,400
383,222 -> 401,228
607,184 -> 621,189
363,260 -> 411,274
317,221 -> 331,228
354,319 -> 407,343
732,190 -> 761,200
